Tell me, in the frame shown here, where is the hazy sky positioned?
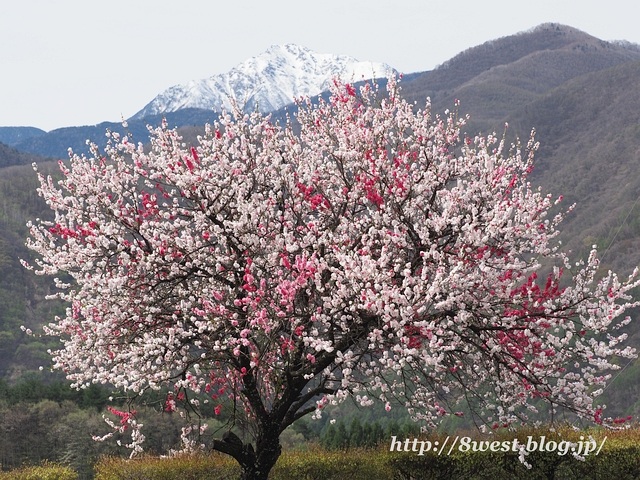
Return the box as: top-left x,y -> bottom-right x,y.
2,0 -> 639,131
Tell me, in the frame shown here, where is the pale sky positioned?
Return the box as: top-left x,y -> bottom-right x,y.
1,0 -> 639,131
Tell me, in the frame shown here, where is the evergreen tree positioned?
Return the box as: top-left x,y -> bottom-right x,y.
321,423 -> 336,450
335,420 -> 349,450
350,416 -> 364,447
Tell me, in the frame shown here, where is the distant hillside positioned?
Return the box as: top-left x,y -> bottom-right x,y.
394,25 -> 640,417
507,60 -> 640,276
0,150 -> 62,379
0,127 -> 46,146
0,142 -> 50,168
0,161 -> 64,379
401,23 -> 640,132
11,109 -> 222,159
11,121 -> 150,159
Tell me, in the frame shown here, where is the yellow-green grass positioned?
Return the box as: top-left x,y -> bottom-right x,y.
0,462 -> 78,480
3,426 -> 640,480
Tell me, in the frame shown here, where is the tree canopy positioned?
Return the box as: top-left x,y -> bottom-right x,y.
25,77 -> 639,479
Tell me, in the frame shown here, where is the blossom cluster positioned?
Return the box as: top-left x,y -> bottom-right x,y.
25,76 -> 639,453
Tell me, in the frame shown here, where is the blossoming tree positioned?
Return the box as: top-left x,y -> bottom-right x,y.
25,77 -> 638,479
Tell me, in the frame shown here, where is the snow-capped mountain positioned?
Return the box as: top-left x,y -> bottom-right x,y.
131,44 -> 395,119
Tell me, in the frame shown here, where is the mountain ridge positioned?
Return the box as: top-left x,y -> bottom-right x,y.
400,23 -> 640,131
0,127 -> 47,146
131,43 -> 395,121
9,25 -> 640,159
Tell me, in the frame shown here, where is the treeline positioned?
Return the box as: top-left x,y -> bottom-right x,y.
0,377 -> 220,479
321,417 -> 419,450
0,377 -> 110,409
0,399 -> 194,478
0,377 -> 116,477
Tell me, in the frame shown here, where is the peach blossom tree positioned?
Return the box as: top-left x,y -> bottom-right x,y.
25,77 -> 638,479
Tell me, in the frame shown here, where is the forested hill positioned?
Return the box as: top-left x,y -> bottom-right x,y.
0,141 -> 50,168
0,160 -> 64,381
10,110 -> 221,159
400,23 -> 640,130
506,60 -> 640,276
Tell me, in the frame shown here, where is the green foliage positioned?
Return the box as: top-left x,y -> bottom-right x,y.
0,462 -> 77,480
0,400 -> 110,473
0,397 -> 224,476
0,377 -> 112,409
320,418 -> 409,450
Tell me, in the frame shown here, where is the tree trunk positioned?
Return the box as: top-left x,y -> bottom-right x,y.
214,425 -> 282,480
239,425 -> 282,480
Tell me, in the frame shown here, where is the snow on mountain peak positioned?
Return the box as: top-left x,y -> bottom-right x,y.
131,44 -> 395,120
